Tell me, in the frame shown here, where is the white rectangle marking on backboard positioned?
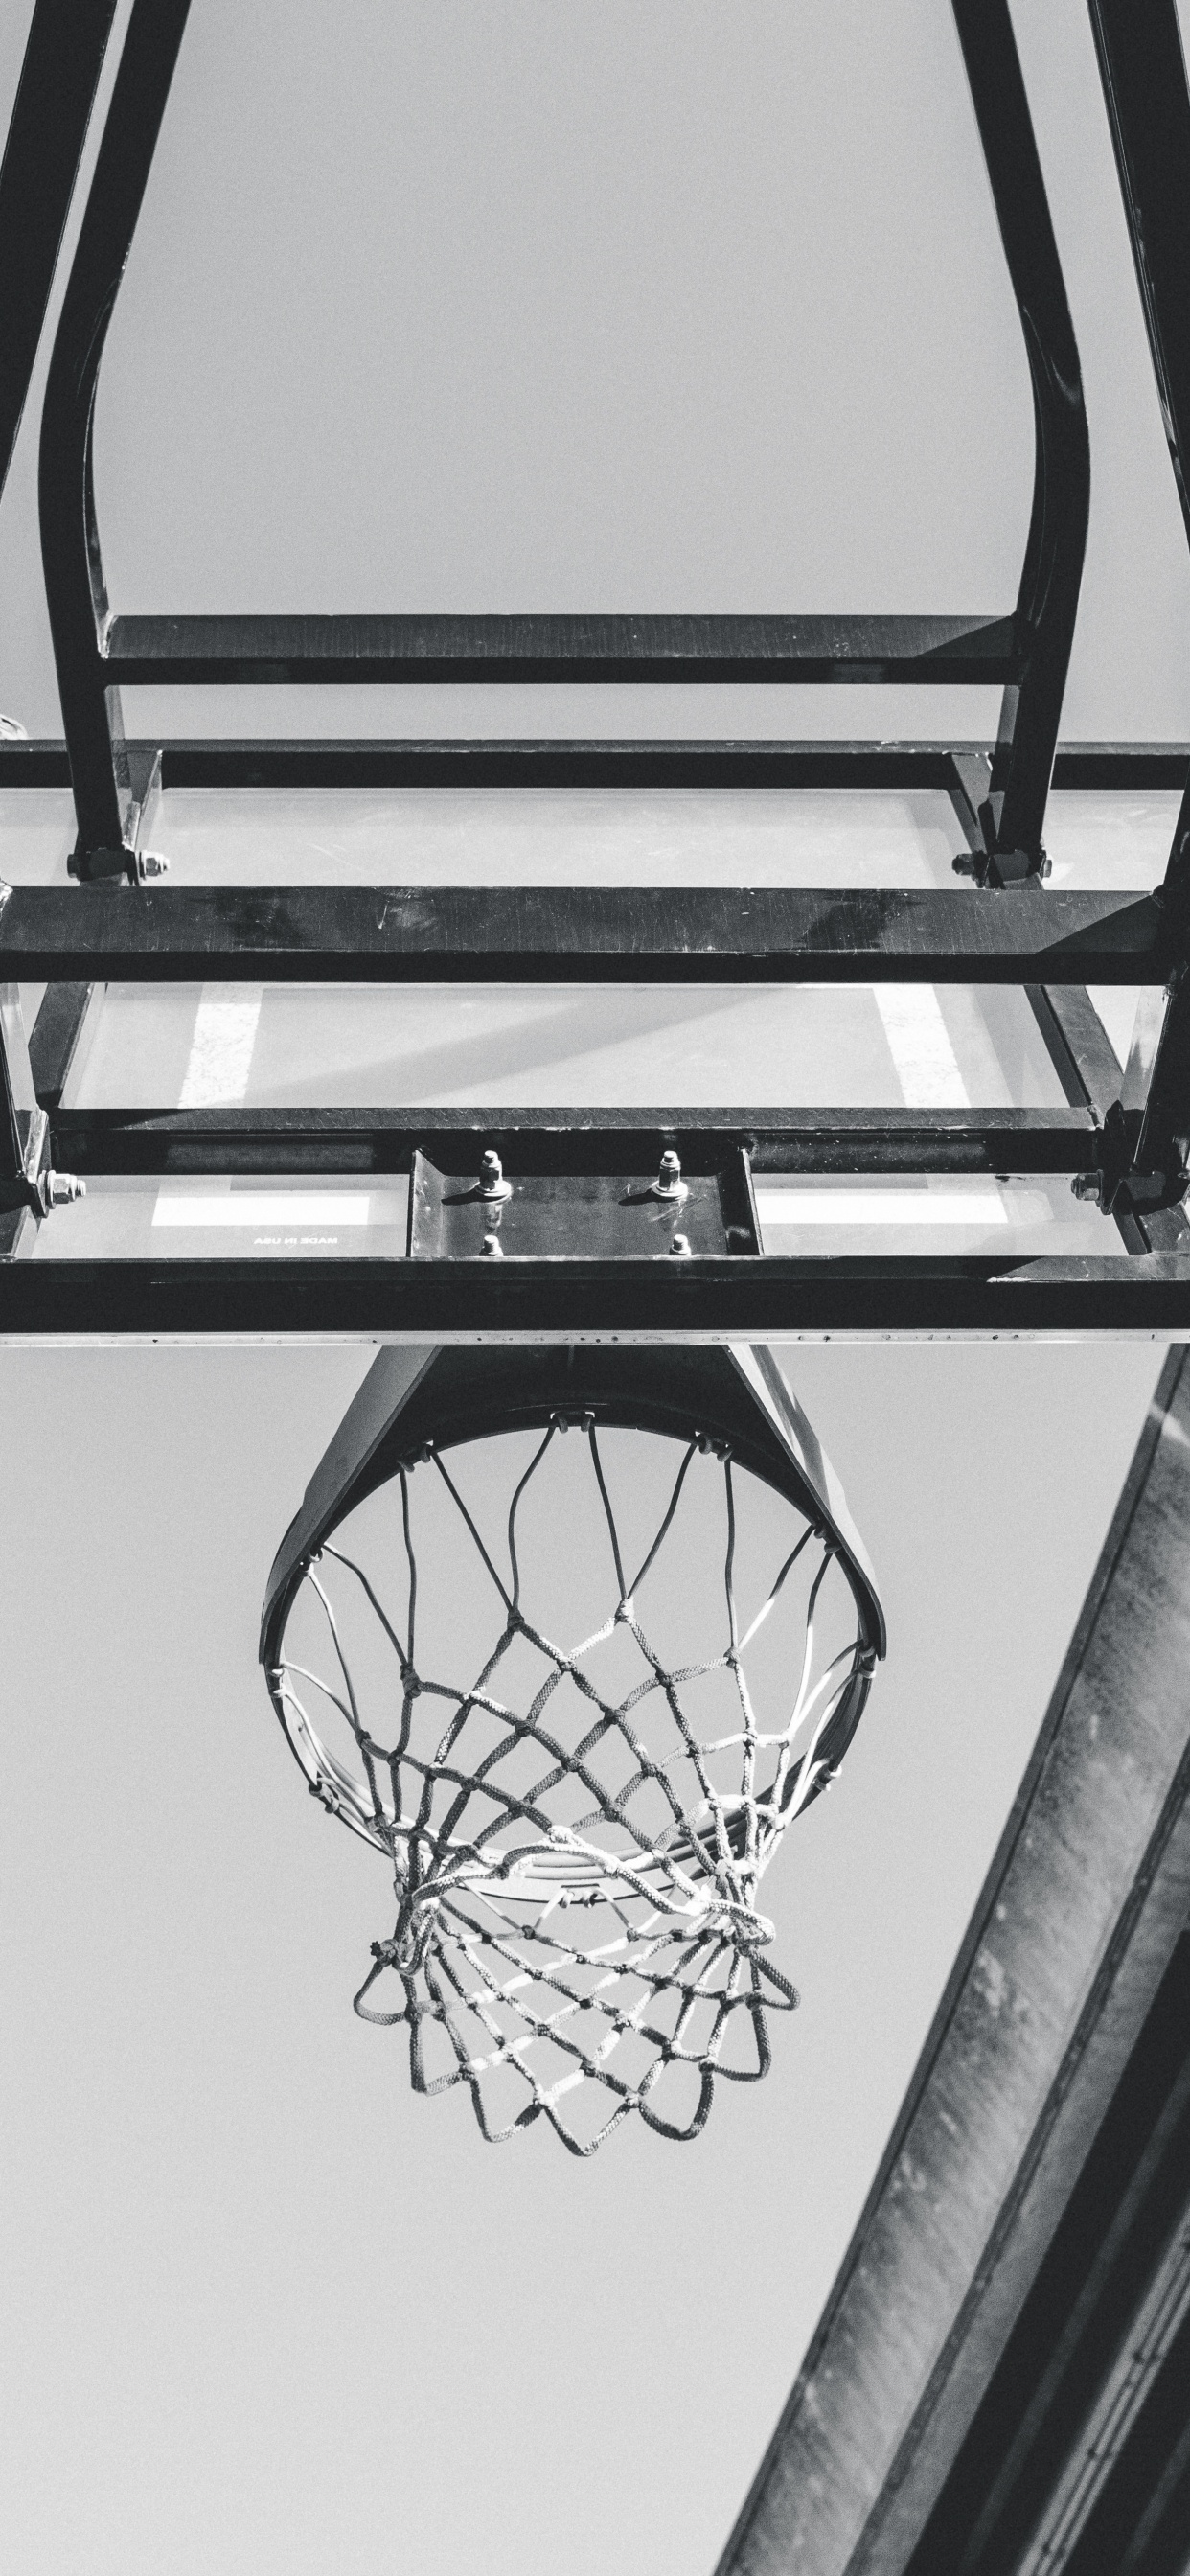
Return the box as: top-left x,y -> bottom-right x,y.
874,986 -> 969,1106
177,984 -> 263,1106
152,1193 -> 374,1229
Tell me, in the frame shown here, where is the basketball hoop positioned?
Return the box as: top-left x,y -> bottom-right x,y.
261,1347 -> 884,2154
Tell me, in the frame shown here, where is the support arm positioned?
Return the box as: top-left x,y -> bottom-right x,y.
950,0 -> 1090,882
37,0 -> 191,873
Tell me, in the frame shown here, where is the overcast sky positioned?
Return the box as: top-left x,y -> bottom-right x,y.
1,7 -> 1187,2575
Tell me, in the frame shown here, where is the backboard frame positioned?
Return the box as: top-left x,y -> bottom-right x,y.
4,1 -> 1190,1336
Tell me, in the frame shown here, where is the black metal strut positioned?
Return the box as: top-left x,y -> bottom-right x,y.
36,0 -> 192,874
1087,0 -> 1190,1215
0,0 -> 119,518
950,1 -> 1090,885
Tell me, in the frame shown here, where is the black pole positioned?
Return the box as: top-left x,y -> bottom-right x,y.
1087,2 -> 1190,1203
950,0 -> 1090,881
37,0 -> 192,872
1087,2 -> 1190,894
0,0 -> 118,517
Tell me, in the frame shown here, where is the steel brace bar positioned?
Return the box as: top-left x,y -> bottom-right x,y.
2,739 -> 1184,794
45,1105 -> 1099,1183
1087,0 -> 1190,1213
0,882 -> 1173,983
2,1255 -> 1190,1342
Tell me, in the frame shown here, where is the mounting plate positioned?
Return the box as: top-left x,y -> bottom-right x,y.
406,1147 -> 761,1262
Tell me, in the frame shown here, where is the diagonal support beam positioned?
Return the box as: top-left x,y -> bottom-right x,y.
717,1350 -> 1190,2576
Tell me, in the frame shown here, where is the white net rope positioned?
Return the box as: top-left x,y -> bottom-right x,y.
269,1413 -> 871,2154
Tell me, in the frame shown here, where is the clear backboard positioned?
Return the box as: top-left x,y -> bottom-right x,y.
2,745 -> 1186,1338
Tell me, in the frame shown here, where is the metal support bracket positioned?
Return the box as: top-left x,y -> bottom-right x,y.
0,977 -> 84,1220
1072,974 -> 1190,1216
950,751 -> 1052,886
67,744 -> 168,883
407,1144 -> 761,1261
1070,1100 -> 1167,1216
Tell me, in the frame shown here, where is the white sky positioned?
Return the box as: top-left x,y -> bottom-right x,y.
1,6 -> 1188,2574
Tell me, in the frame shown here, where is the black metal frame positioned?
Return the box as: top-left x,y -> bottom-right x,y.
32,0 -> 1087,883
2,3 -> 1190,1333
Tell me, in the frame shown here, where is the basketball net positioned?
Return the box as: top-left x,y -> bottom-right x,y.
268,1412 -> 872,2154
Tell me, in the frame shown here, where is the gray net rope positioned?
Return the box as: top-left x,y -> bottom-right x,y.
268,1412 -> 870,2154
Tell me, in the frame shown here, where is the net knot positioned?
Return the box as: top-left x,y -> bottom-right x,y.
701,1898 -> 775,1949
384,1883 -> 444,1973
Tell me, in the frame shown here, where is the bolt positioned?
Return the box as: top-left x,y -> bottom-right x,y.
136,849 -> 171,881
481,1230 -> 504,1258
669,1231 -> 693,1258
478,1149 -> 512,1202
1070,1171 -> 1103,1205
44,1171 -> 85,1208
651,1147 -> 688,1204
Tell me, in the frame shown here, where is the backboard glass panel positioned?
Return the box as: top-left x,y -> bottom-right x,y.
0,775 -> 1177,1337
0,789 -> 78,886
19,1175 -> 409,1262
3,784 -> 1178,894
16,1169 -> 1122,1268
1043,790 -> 1179,889
0,781 -> 1155,1126
126,786 -> 967,888
66,979 -> 1070,1113
756,1172 -> 1111,1256
1,782 -> 1148,1130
